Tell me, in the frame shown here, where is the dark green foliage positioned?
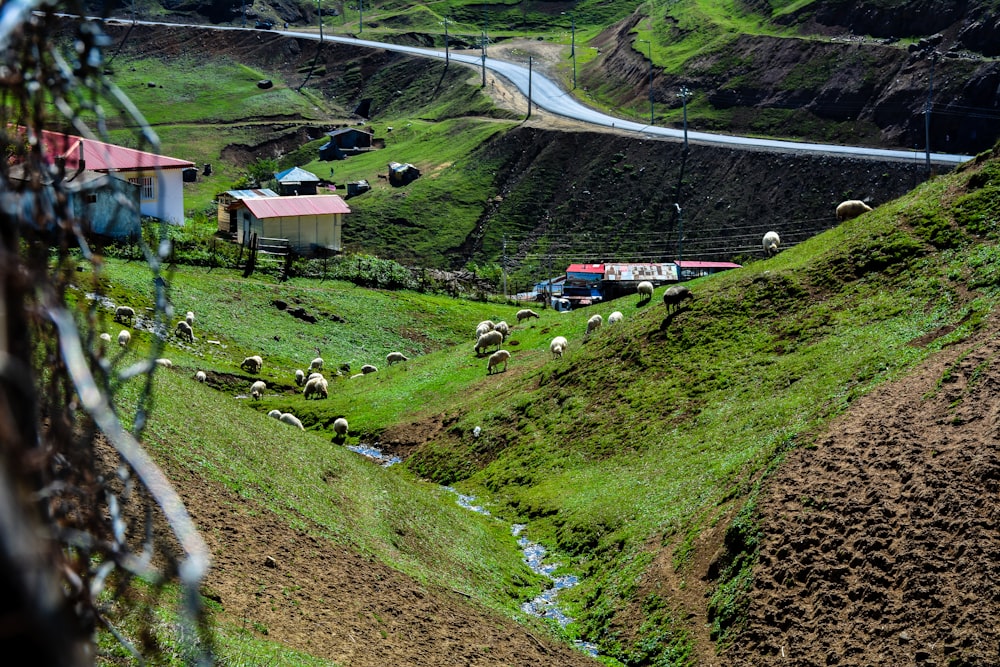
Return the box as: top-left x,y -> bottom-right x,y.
706,496 -> 761,643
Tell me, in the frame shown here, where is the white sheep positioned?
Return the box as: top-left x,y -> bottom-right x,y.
663,285 -> 694,313
240,355 -> 263,373
636,281 -> 654,301
361,364 -> 378,375
117,330 -> 131,347
608,311 -> 624,325
295,369 -> 306,386
494,321 -> 510,339
267,409 -> 282,419
487,349 -> 510,375
762,231 -> 781,256
250,380 -> 266,400
175,320 -> 194,342
155,358 -> 173,368
550,335 -> 568,359
185,310 -> 195,326
836,199 -> 873,221
333,417 -> 349,437
99,332 -> 112,342
279,412 -> 304,430
516,309 -> 539,323
475,320 -> 495,339
309,357 -> 324,372
475,329 -> 504,355
195,370 -> 207,382
307,372 -> 324,383
386,352 -> 409,365
114,305 -> 135,324
585,313 -> 602,338
303,375 -> 328,399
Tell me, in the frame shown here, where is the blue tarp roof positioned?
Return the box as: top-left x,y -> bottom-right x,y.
274,166 -> 320,183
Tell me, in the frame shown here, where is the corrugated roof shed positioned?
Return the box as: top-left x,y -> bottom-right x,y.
274,166 -> 320,183
225,188 -> 279,199
566,263 -> 606,274
241,195 -> 350,219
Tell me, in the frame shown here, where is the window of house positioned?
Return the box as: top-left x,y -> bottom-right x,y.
128,176 -> 155,201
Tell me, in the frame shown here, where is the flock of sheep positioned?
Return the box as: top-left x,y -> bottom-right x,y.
104,197 -> 871,448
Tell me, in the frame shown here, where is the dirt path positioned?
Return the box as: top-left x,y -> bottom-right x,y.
725,318 -> 1000,665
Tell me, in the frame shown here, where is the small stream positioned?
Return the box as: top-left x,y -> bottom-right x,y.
348,443 -> 599,658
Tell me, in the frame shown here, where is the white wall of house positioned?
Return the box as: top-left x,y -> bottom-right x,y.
117,168 -> 186,225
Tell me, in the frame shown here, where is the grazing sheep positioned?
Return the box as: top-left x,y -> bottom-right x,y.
762,231 -> 781,256
550,335 -> 568,359
487,349 -> 510,375
99,332 -> 112,342
309,357 -> 324,372
836,199 -> 873,221
516,309 -> 539,323
195,370 -> 207,383
636,281 -> 654,301
585,313 -> 603,338
295,369 -> 306,386
475,329 -> 504,355
475,320 -> 495,339
175,320 -> 194,342
267,409 -> 282,419
117,330 -> 131,347
303,376 -> 328,399
333,417 -> 349,437
114,305 -> 135,324
185,311 -> 195,326
155,358 -> 173,368
386,351 -> 409,366
608,311 -> 624,325
240,355 -> 263,373
307,372 -> 324,383
494,321 -> 510,339
663,285 -> 694,313
279,412 -> 304,430
361,364 -> 378,374
250,380 -> 266,400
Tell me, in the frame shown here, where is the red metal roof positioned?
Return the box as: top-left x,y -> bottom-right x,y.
39,129 -> 194,171
674,260 -> 743,269
566,263 -> 605,274
241,195 -> 351,219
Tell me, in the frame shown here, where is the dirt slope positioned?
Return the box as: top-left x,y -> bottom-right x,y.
173,463 -> 599,666
724,318 -> 1000,665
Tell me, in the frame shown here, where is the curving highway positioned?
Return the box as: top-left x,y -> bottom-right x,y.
113,18 -> 974,165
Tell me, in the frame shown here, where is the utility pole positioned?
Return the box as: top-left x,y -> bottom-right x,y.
240,0 -> 244,28
479,31 -> 487,87
359,0 -> 363,33
317,0 -> 322,42
441,18 -> 450,66
638,39 -> 653,125
925,52 -> 937,176
675,203 -> 683,268
562,11 -> 576,89
527,56 -> 533,120
678,87 -> 691,154
502,235 -> 508,299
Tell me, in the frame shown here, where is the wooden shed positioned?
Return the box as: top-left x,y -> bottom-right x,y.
274,166 -> 320,196
233,194 -> 350,256
216,188 -> 279,236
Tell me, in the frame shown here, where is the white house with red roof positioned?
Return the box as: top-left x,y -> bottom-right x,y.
233,194 -> 351,255
39,130 -> 194,225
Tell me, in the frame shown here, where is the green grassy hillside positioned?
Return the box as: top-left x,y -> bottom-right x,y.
91,142 -> 1000,662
